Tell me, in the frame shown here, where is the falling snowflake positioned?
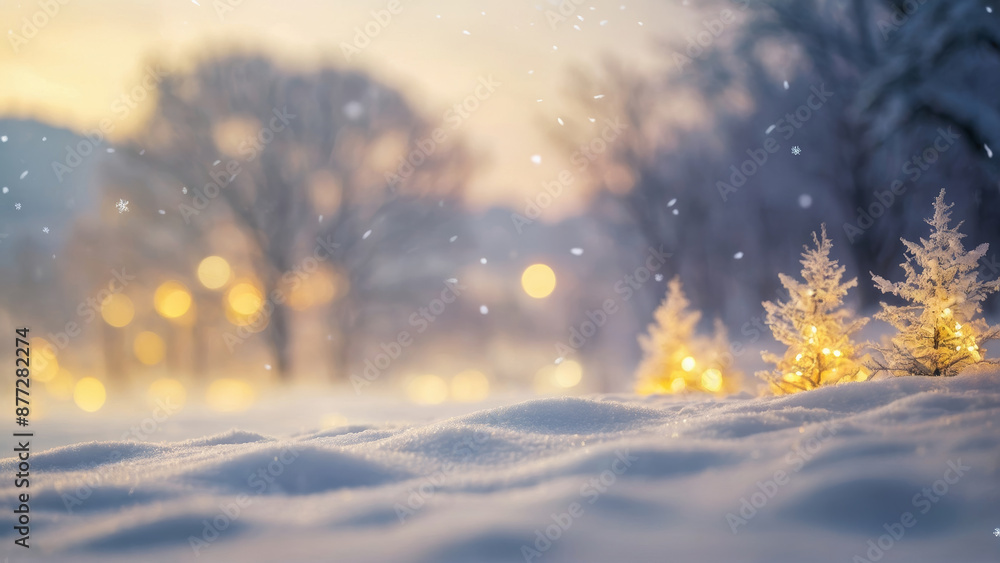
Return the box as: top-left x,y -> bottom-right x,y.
570,247 -> 584,256
479,305 -> 489,315
42,227 -> 49,234
654,273 -> 663,282
734,251 -> 744,259
791,146 -> 802,156
14,203 -> 21,210
480,257 -> 488,264
994,527 -> 1000,537
115,199 -> 129,213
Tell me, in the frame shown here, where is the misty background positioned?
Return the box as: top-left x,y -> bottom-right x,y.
1,0 -> 998,411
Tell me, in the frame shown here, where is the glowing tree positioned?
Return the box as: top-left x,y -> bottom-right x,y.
635,277 -> 738,395
759,226 -> 869,394
871,190 -> 1000,376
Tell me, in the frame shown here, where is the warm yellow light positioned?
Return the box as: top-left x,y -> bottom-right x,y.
133,331 -> 165,365
287,270 -> 337,311
670,377 -> 686,392
206,379 -> 256,412
407,374 -> 448,404
32,338 -> 59,383
197,256 -> 232,289
46,369 -> 75,399
822,348 -> 830,355
811,326 -> 817,333
521,264 -> 557,299
320,413 -> 348,429
968,346 -> 975,352
154,281 -> 192,319
227,282 -> 264,315
681,356 -> 696,372
451,370 -> 491,401
553,360 -> 583,388
100,293 -> 134,327
795,353 -> 803,361
148,378 -> 186,409
955,323 -> 962,330
796,371 -> 803,376
783,373 -> 797,382
701,369 -> 723,392
833,350 -> 842,357
73,377 -> 106,412
942,308 -> 952,317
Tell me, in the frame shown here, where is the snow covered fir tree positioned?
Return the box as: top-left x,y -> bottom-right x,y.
635,277 -> 739,395
871,190 -> 1000,377
758,226 -> 869,394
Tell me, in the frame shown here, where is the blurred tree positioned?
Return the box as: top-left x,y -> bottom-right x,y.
635,277 -> 739,395
567,0 -> 1000,321
110,54 -> 472,381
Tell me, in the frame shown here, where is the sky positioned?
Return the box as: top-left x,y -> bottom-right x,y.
0,0 -> 692,217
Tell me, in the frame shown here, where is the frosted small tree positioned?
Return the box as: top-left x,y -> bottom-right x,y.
871,190 -> 1000,376
635,277 -> 738,395
759,226 -> 869,394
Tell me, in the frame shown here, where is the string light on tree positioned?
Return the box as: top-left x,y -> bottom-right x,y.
634,277 -> 740,395
758,225 -> 869,394
871,190 -> 1000,376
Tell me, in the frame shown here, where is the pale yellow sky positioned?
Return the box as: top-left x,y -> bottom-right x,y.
0,0 -> 693,215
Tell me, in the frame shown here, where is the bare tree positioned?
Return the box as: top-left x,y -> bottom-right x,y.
112,54 -> 472,380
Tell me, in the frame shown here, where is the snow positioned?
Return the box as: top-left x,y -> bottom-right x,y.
4,370 -> 998,562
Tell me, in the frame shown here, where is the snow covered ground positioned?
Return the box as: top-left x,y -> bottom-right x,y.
2,369 -> 999,563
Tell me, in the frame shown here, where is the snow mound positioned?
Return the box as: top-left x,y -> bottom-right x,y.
4,371 -> 998,562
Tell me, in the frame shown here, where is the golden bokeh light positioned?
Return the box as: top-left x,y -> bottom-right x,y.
73,377 -> 107,412
154,281 -> 193,319
680,356 -> 696,372
521,264 -> 557,299
287,270 -> 338,311
670,377 -> 687,392
197,256 -> 232,290
148,378 -> 187,409
320,413 -> 349,430
206,379 -> 256,412
100,293 -> 135,327
227,282 -> 264,316
451,370 -> 490,402
701,369 -> 723,392
133,331 -> 165,366
407,374 -> 448,404
46,368 -> 75,400
32,338 -> 59,383
553,360 -> 583,388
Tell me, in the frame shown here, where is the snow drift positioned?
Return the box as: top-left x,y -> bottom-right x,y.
2,370 -> 998,562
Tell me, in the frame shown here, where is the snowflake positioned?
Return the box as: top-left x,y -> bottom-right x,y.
115,199 -> 129,213
994,527 -> 1000,537
791,146 -> 802,156
14,203 -> 21,210
42,227 -> 49,234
